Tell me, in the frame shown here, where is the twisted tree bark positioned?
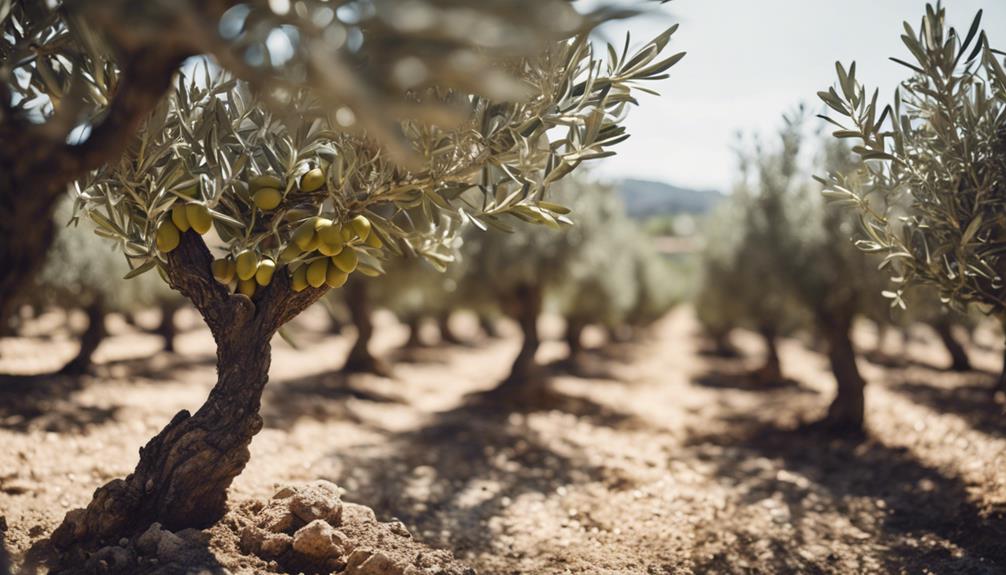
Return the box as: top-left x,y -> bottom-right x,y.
53,232 -> 327,549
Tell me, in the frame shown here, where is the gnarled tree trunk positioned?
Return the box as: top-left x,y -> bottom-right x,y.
500,283 -> 543,389
58,296 -> 106,376
54,330 -> 272,548
821,313 -> 866,432
53,231 -> 327,550
342,280 -> 389,375
932,320 -> 971,372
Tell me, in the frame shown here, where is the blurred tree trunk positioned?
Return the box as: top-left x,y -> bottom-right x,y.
156,301 -> 182,353
342,280 -> 389,375
821,313 -> 866,432
501,283 -> 543,387
997,347 -> 1006,394
327,303 -> 346,335
0,178 -> 61,339
403,316 -> 425,349
874,322 -> 889,354
565,317 -> 586,364
932,320 -> 971,372
997,320 -> 1006,394
122,311 -> 140,328
0,50 -> 187,335
58,296 -> 106,376
437,311 -> 463,345
478,314 -> 501,339
709,329 -> 739,358
753,325 -> 782,383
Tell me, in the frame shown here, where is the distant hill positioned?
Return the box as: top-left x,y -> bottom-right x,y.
616,178 -> 724,218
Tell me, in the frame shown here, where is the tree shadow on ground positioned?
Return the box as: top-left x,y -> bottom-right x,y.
0,374 -> 120,433
96,351 -> 217,381
318,380 -> 642,556
861,350 -> 966,373
889,379 -> 1006,437
692,368 -> 813,393
544,354 -> 620,381
686,416 -> 1006,573
20,532 -> 229,575
386,346 -> 451,366
262,370 -> 404,431
591,340 -> 643,364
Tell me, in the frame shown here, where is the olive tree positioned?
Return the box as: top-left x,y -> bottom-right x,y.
377,245 -> 466,351
554,182 -> 676,356
552,181 -> 640,367
47,19 -> 683,551
787,139 -> 887,431
818,3 -> 1006,388
0,0 -> 673,337
695,120 -> 810,383
699,111 -> 886,431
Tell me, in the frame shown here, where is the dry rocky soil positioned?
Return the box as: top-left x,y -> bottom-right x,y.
1,306 -> 1005,574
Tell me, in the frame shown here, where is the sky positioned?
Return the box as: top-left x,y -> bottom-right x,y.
592,0 -> 1006,192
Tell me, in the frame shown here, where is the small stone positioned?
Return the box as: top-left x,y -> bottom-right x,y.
51,507 -> 86,548
86,546 -> 134,573
175,528 -> 210,545
290,480 -> 343,526
255,500 -> 297,533
260,533 -> 293,558
343,502 -> 377,525
136,523 -> 164,555
240,526 -> 292,559
345,549 -> 403,575
272,486 -> 297,500
386,520 -> 411,538
292,519 -> 346,559
155,530 -> 186,561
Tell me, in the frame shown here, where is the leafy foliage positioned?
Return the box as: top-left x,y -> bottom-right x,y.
70,26 -> 682,304
34,201 -> 181,314
819,3 -> 1006,317
696,111 -> 887,339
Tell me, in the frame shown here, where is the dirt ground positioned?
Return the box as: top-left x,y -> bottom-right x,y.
1,305 -> 1005,574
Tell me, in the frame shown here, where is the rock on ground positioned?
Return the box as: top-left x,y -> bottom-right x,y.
48,480 -> 471,575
